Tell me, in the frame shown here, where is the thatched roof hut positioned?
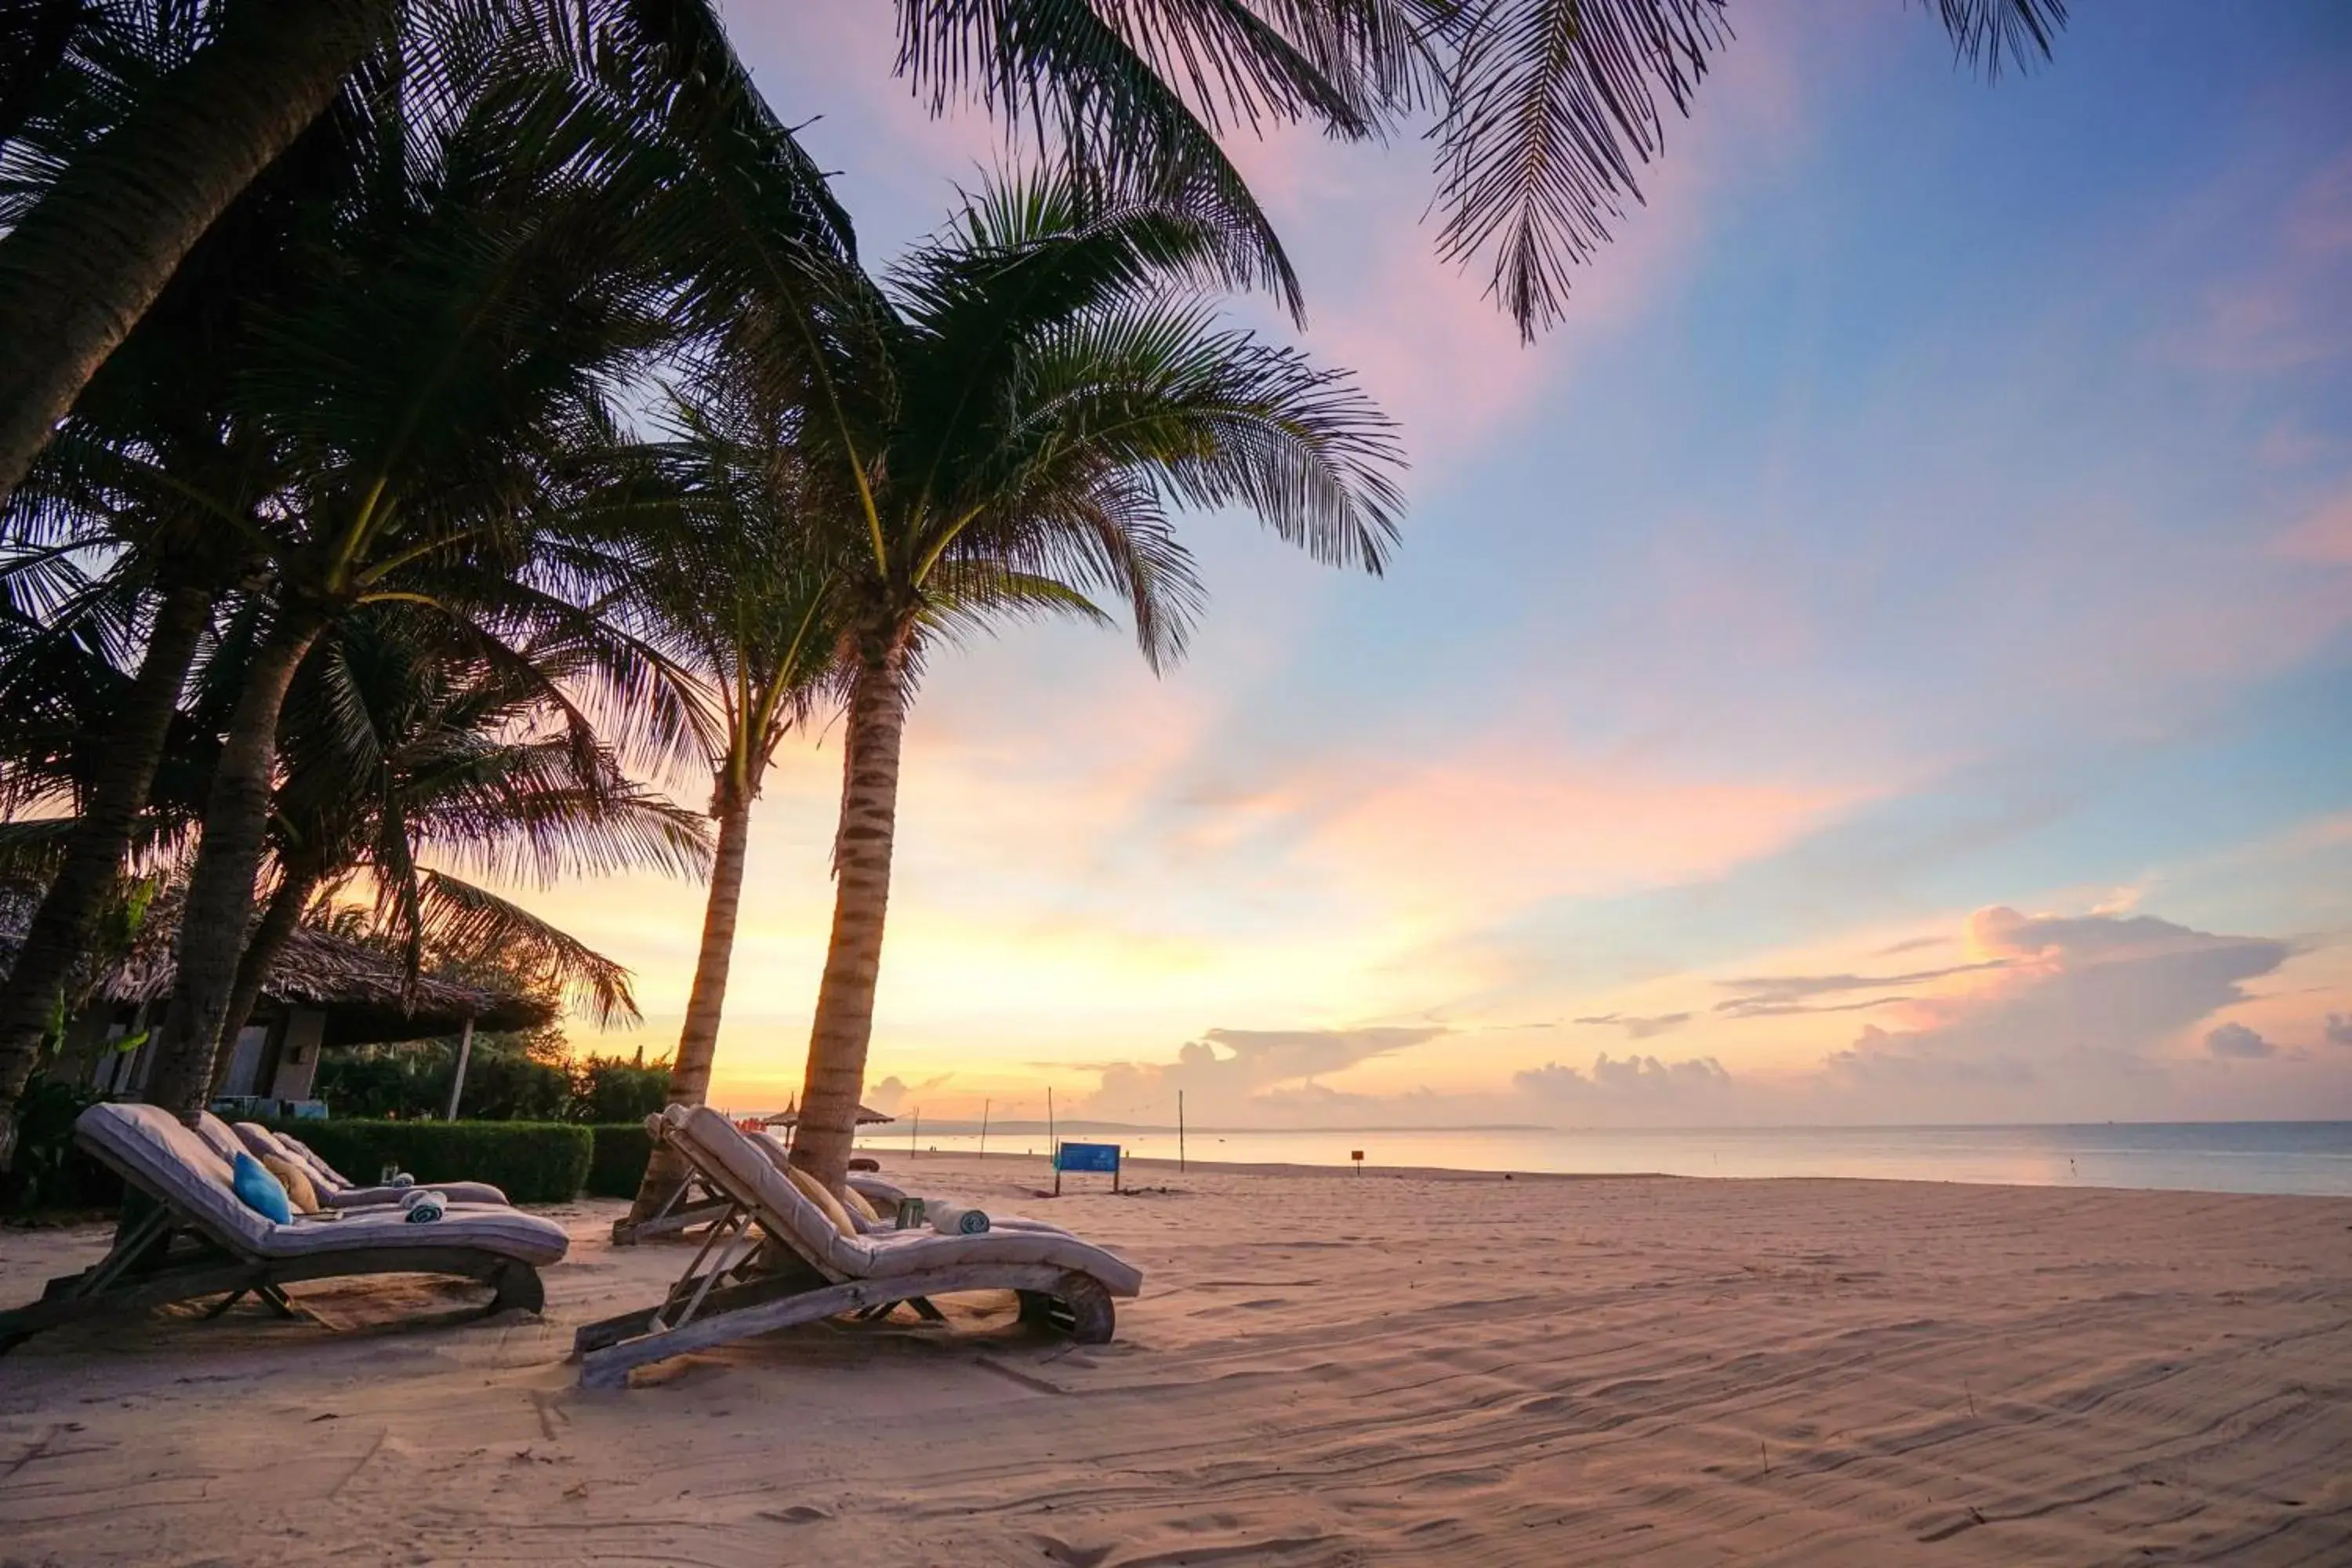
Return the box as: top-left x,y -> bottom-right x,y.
2,896 -> 552,1047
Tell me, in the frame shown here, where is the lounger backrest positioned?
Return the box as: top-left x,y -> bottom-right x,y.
192,1111 -> 247,1167
230,1120 -> 316,1182
74,1102 -> 274,1254
276,1132 -> 351,1192
660,1105 -> 872,1277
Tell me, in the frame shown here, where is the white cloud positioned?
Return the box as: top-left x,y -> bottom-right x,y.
1515,1053 -> 1733,1101
1075,1026 -> 1446,1122
2205,1022 -> 2274,1060
1573,1011 -> 1693,1040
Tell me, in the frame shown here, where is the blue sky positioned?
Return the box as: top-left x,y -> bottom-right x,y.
521,0 -> 2352,1126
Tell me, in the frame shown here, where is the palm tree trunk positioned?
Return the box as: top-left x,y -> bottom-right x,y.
623,766 -> 757,1225
0,579 -> 213,1168
0,0 -> 395,510
211,859 -> 320,1093
142,609 -> 324,1120
789,627 -> 909,1192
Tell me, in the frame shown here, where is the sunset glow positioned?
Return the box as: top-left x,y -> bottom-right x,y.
505,0 -> 2352,1129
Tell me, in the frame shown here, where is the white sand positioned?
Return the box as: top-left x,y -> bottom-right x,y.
3,1155 -> 2348,1565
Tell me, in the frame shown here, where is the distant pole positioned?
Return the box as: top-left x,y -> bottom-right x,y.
1047,1087 -> 1055,1156
1178,1091 -> 1185,1173
910,1109 -> 918,1157
978,1098 -> 990,1160
444,1016 -> 476,1120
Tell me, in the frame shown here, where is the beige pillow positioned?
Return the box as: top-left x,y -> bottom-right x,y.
782,1163 -> 860,1240
261,1155 -> 321,1215
839,1183 -> 881,1224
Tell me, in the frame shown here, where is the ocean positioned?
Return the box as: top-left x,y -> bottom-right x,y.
849,1121 -> 2352,1198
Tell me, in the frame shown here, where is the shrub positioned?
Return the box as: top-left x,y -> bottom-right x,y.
584,1122 -> 654,1199
312,1039 -> 572,1123
0,1078 -> 123,1214
571,1056 -> 669,1125
266,1119 -> 591,1204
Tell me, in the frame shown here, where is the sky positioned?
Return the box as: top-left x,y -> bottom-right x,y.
503,0 -> 2352,1128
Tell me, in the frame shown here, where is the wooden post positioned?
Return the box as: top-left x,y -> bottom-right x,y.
978,1099 -> 990,1160
444,1016 -> 476,1120
1047,1086 -> 1055,1158
1178,1091 -> 1185,1174
910,1109 -> 918,1158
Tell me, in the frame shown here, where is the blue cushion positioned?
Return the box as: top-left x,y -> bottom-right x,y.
230,1151 -> 292,1225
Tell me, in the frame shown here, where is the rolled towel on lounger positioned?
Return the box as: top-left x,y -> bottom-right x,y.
390,1172 -> 415,1189
927,1201 -> 989,1236
402,1190 -> 448,1224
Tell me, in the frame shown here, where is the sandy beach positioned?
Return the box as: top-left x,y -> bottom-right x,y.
3,1157 -> 2349,1566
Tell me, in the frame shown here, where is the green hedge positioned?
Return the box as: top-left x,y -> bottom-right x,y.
584,1122 -> 654,1199
266,1119 -> 592,1204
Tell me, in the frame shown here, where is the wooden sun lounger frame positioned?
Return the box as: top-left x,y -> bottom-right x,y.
572,1187 -> 1116,1390
0,1160 -> 544,1356
607,1171 -> 733,1246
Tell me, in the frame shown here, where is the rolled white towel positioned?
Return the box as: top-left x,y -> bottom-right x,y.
390,1172 -> 416,1189
402,1190 -> 448,1224
927,1201 -> 989,1236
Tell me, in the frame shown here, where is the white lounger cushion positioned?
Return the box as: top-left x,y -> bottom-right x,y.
231,1122 -> 509,1208
662,1105 -> 1139,1297
78,1103 -> 568,1266
841,1172 -> 1072,1239
192,1111 -> 249,1167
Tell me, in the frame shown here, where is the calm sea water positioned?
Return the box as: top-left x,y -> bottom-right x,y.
850,1123 -> 2352,1198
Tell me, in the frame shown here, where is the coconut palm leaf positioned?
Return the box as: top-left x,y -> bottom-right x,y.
404,866 -> 639,1025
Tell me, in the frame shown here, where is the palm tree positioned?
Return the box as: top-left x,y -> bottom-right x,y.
0,0 -> 351,1162
212,601 -> 713,1069
605,391 -> 846,1222
745,175 -> 1406,1191
0,1 -> 2073,517
122,19 -> 700,1121
0,0 -> 397,507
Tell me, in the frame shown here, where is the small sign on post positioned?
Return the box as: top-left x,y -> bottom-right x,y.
1053,1140 -> 1122,1196
1351,1149 -> 1364,1176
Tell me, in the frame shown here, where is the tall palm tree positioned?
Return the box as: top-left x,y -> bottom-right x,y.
0,0 -> 397,507
213,601 -> 712,1068
604,392 -> 847,1222
0,0 -> 351,1162
0,1 -> 2072,517
124,20 -> 699,1121
747,175 -> 1406,1191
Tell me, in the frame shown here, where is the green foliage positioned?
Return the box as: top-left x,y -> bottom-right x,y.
314,1037 -> 570,1120
571,1051 -> 670,1125
583,1122 -> 655,1199
312,1037 -> 669,1127
0,1077 -> 123,1214
266,1119 -> 592,1204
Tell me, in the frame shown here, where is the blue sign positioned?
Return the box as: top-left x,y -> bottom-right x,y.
1054,1142 -> 1121,1174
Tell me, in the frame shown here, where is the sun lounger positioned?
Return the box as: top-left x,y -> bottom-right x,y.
231,1120 -> 510,1208
0,1103 -> 566,1353
571,1105 -> 1142,1389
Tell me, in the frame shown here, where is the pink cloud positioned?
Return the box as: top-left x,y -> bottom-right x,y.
2274,485 -> 2352,564
2173,151 -> 2352,374
1301,746 -> 1868,919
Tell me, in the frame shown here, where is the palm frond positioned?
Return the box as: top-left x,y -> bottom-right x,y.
408,866 -> 640,1025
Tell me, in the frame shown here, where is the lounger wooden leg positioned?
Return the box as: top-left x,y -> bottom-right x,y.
199,1288 -> 252,1319
1019,1275 -> 1115,1343
256,1283 -> 299,1319
906,1297 -> 947,1323
488,1261 -> 545,1316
